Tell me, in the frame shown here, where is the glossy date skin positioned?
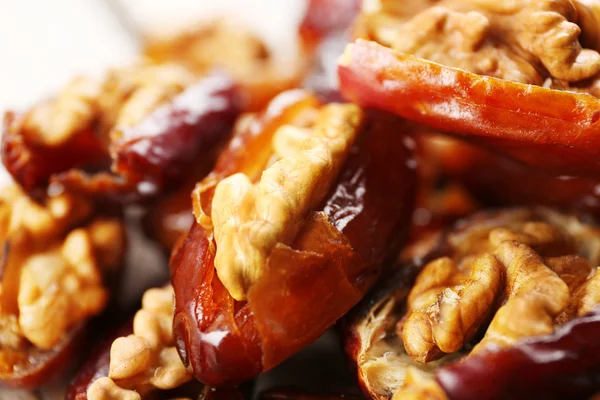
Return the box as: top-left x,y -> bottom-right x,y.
343,212 -> 600,400
0,323 -> 87,389
436,308 -> 600,400
3,73 -> 242,201
299,0 -> 360,98
171,91 -> 416,386
424,135 -> 600,216
66,318 -> 243,400
338,39 -> 600,179
66,321 -> 133,400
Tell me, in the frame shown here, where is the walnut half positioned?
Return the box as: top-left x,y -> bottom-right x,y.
210,103 -> 364,300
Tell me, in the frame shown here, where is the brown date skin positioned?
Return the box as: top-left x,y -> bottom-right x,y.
436,308 -> 600,400
66,318 -> 244,400
338,39 -> 600,179
0,323 -> 88,389
3,73 -> 242,201
343,211 -> 600,400
171,92 -> 416,386
2,111 -> 109,196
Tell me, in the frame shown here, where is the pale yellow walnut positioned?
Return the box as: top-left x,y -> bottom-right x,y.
360,0 -> 600,85
88,285 -> 191,399
402,254 -> 503,362
16,62 -> 196,151
0,185 -> 115,349
210,103 -> 364,300
562,267 -> 600,319
112,64 -> 195,129
392,367 -> 449,400
87,377 -> 141,400
0,315 -> 26,350
471,242 -> 570,354
0,185 -> 93,247
17,225 -> 112,349
488,221 -> 572,252
22,76 -> 101,146
545,255 -> 593,295
513,0 -> 600,81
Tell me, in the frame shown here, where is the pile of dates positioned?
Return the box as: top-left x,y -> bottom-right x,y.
2,0 -> 600,399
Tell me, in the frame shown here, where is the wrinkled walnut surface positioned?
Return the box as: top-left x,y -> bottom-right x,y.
345,208 -> 600,400
210,102 -> 364,300
358,0 -> 600,89
0,185 -> 125,387
86,285 -> 190,400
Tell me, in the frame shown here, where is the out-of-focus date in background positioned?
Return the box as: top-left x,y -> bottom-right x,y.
0,0 -> 304,113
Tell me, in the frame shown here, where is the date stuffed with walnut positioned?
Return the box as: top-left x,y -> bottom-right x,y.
339,0 -> 600,178
344,208 -> 600,400
0,185 -> 125,388
2,66 -> 242,201
170,89 -> 416,385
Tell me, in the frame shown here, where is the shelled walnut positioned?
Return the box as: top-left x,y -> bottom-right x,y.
144,19 -> 304,111
2,62 -> 241,199
344,208 -> 600,400
86,285 -> 190,400
0,185 -> 125,388
356,0 -> 600,88
208,103 -> 364,300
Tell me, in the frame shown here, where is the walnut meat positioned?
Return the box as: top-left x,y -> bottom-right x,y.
17,220 -> 124,349
87,285 -> 191,400
21,63 -> 194,149
209,103 -> 364,300
357,0 -> 600,88
0,185 -> 125,387
344,208 -> 600,400
0,186 -> 125,350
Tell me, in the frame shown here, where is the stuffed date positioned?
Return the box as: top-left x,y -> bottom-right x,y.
170,89 -> 416,385
338,0 -> 600,178
2,67 -> 242,201
0,185 -> 125,388
344,207 -> 600,400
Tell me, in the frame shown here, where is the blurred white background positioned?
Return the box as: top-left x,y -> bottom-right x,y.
0,0 -> 305,113
0,2 -> 306,398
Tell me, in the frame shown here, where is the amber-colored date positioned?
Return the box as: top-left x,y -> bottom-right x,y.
0,323 -> 87,389
338,39 -> 600,178
171,91 -> 416,385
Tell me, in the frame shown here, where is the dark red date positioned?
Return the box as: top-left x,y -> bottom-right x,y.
436,308 -> 600,400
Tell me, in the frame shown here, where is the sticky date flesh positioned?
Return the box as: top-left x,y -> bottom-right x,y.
436,308 -> 600,400
171,92 -> 416,385
0,323 -> 87,389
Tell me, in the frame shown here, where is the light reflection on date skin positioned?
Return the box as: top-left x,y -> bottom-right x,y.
171,91 -> 417,386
